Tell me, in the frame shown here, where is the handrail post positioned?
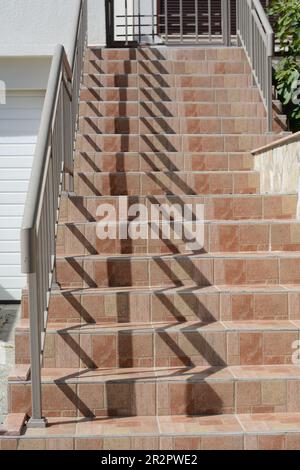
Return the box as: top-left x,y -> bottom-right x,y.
27,272 -> 47,428
165,0 -> 168,44
249,0 -> 253,63
267,54 -> 273,132
222,0 -> 231,47
250,1 -> 256,87
21,228 -> 47,428
267,27 -> 274,132
236,0 -> 241,47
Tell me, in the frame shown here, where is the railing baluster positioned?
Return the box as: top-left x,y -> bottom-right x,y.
27,271 -> 43,426
165,0 -> 169,44
152,0 -> 155,42
125,0 -> 128,45
195,0 -> 199,43
180,0 -> 183,44
49,156 -> 55,260
222,0 -> 230,46
208,0 -> 211,43
138,0 -> 141,43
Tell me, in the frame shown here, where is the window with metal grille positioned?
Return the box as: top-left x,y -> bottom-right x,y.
158,0 -> 273,37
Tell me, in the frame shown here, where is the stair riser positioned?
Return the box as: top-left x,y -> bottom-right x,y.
74,171 -> 260,196
57,223 -> 206,256
15,329 -> 300,368
79,102 -> 140,118
83,75 -> 138,88
75,134 -> 282,153
21,290 -> 300,323
179,103 -> 268,118
80,88 -> 262,103
59,195 -> 297,223
56,222 -> 300,256
83,61 -> 251,75
1,434 -> 300,450
86,48 -> 247,61
83,74 -> 253,89
79,102 -> 268,118
55,256 -> 300,289
9,377 -> 300,417
74,152 -> 254,172
78,117 -> 279,135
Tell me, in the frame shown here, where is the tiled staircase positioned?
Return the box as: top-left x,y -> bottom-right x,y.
2,46 -> 300,450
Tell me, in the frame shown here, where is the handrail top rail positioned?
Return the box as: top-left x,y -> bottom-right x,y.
70,0 -> 84,70
21,44 -> 70,233
63,52 -> 73,82
251,0 -> 274,38
252,131 -> 300,156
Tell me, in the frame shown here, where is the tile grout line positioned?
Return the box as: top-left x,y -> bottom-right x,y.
235,414 -> 247,433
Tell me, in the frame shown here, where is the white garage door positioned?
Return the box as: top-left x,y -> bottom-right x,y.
0,91 -> 44,301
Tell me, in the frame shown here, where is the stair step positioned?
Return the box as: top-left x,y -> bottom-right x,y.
74,152 -> 254,172
84,60 -> 138,74
78,117 -> 278,135
79,101 -> 268,118
56,220 -> 300,257
60,193 -> 297,223
83,60 -> 250,75
87,47 -> 247,62
15,320 -> 300,369
79,101 -> 140,117
74,170 -> 260,196
21,284 -> 300,324
9,365 -> 300,418
54,252 -> 300,289
79,97 -> 283,118
75,133 -> 285,153
83,73 -> 253,89
0,414 -> 25,437
2,412 -> 300,449
178,102 -> 282,119
80,87 -> 262,103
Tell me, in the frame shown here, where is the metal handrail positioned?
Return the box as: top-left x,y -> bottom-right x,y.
237,0 -> 274,132
20,0 -> 87,428
252,131 -> 300,156
70,0 -> 85,70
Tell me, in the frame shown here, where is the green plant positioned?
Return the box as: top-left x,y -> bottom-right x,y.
268,0 -> 300,131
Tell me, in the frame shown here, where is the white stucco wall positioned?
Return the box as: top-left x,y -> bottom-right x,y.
0,0 -> 157,50
0,0 -> 107,53
254,135 -> 300,217
0,0 -> 85,60
88,0 -> 106,46
0,57 -> 51,91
